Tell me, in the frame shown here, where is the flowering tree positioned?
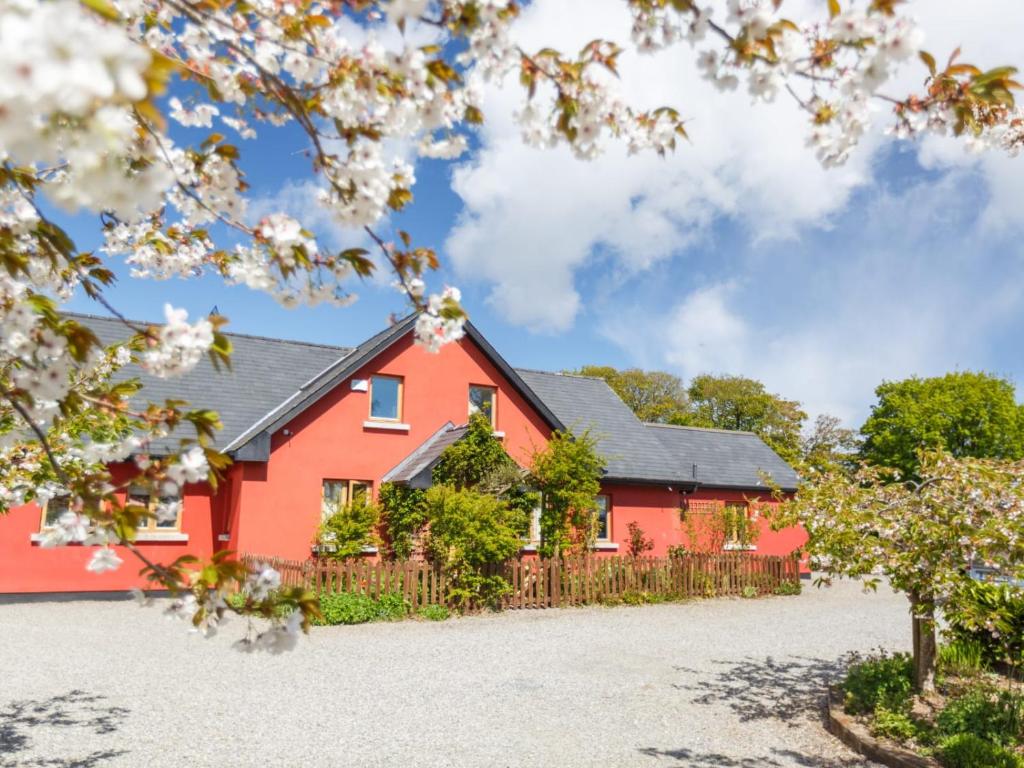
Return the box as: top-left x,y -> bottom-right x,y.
774,450 -> 1024,692
2,0 -> 1022,648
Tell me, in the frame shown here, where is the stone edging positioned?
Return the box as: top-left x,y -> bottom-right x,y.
826,686 -> 939,768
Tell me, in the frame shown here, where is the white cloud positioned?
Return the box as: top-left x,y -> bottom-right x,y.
444,0 -> 1024,421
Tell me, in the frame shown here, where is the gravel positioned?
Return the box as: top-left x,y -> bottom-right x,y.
0,578 -> 909,768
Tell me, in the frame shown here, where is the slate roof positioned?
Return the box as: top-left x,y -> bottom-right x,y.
381,422 -> 468,488
70,313 -> 799,490
647,423 -> 800,491
514,369 -> 683,484
71,313 -> 349,454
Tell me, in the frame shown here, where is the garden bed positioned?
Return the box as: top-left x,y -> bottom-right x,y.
832,648 -> 1024,768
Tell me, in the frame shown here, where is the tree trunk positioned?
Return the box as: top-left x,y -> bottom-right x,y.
910,595 -> 937,693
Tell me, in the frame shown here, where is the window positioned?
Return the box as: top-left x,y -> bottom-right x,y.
39,495 -> 71,530
468,385 -> 497,426
321,479 -> 371,519
127,485 -> 183,531
724,501 -> 752,548
595,494 -> 612,541
369,375 -> 402,421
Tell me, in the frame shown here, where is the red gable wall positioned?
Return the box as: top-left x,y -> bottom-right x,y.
230,331 -> 553,560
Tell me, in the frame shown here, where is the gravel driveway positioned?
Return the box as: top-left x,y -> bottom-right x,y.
1,578 -> 908,767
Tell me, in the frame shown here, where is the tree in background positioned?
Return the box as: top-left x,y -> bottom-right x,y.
800,414 -> 861,475
774,450 -> 1024,693
860,371 -> 1024,477
682,375 -> 807,465
571,366 -> 688,424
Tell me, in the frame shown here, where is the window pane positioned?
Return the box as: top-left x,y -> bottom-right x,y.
322,480 -> 346,518
128,487 -> 151,529
43,496 -> 70,527
370,376 -> 401,420
595,496 -> 610,540
155,496 -> 180,528
350,482 -> 369,505
469,386 -> 496,423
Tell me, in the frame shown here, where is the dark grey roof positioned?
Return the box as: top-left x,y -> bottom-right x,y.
514,369 -> 682,484
647,423 -> 800,491
71,313 -> 349,454
381,422 -> 467,488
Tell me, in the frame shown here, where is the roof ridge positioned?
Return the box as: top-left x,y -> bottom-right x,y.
514,367 -> 605,382
645,422 -> 758,436
63,311 -> 353,351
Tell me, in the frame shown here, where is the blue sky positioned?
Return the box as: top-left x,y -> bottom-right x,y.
61,0 -> 1024,428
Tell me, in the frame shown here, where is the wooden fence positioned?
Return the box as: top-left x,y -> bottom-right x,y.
242,552 -> 801,611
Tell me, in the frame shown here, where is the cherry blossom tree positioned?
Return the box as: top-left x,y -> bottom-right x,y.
1,0 -> 1022,648
774,450 -> 1024,692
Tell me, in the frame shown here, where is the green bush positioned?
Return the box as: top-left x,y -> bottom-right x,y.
313,592 -> 410,626
316,496 -> 380,560
871,706 -> 929,744
741,585 -> 758,599
946,580 -> 1024,670
939,638 -> 989,676
939,733 -> 1024,768
842,653 -> 914,715
936,688 -> 1023,748
773,580 -> 802,596
417,604 -> 450,621
422,485 -> 524,609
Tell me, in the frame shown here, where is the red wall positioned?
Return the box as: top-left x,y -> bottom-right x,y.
0,329 -> 808,593
234,332 -> 553,560
0,463 -> 218,594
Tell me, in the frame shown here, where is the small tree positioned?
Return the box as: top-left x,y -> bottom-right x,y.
377,482 -> 428,561
421,485 -> 526,608
530,429 -> 605,558
315,497 -> 381,561
626,521 -> 654,558
775,450 -> 1024,692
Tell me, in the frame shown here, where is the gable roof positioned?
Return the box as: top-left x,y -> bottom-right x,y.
381,421 -> 468,489
647,423 -> 800,491
224,318 -> 564,458
513,369 -> 683,484
71,313 -> 349,455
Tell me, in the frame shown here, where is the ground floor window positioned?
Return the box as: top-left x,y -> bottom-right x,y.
595,494 -> 612,541
127,485 -> 183,531
321,479 -> 371,519
723,501 -> 754,549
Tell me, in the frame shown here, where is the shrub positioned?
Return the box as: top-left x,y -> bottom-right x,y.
313,592 -> 410,626
626,521 -> 654,558
422,485 -> 524,609
871,706 -> 929,744
939,733 -> 1024,768
773,580 -> 802,596
417,604 -> 450,621
378,482 -> 427,560
741,585 -> 758,599
667,544 -> 690,558
842,653 -> 914,715
938,638 -> 989,676
936,688 -> 1023,748
946,580 -> 1024,671
316,496 -> 381,560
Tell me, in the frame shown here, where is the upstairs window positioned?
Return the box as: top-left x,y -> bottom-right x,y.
369,375 -> 402,421
468,385 -> 497,426
595,494 -> 612,542
127,485 -> 183,531
322,479 -> 371,519
39,495 -> 71,530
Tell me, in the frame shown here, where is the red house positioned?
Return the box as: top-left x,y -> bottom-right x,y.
0,313 -> 805,594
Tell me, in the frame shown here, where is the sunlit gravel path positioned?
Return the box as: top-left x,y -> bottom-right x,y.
0,578 -> 908,767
